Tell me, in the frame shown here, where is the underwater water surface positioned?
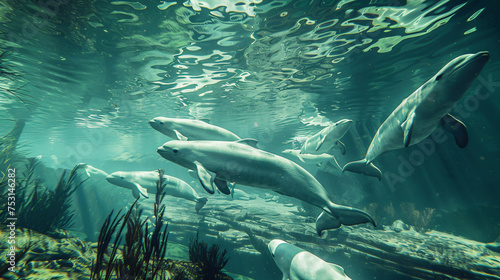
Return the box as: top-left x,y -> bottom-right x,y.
1,0 -> 500,279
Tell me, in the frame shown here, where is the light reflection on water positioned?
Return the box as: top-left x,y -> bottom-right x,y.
0,0 -> 494,166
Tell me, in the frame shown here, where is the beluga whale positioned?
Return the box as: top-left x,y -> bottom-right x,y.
300,119 -> 353,155
343,51 -> 489,180
149,117 -> 244,142
282,149 -> 342,170
268,239 -> 352,280
106,170 -> 208,213
157,140 -> 376,235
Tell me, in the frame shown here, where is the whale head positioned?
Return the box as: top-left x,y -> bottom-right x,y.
157,140 -> 195,168
106,171 -> 131,189
322,119 -> 353,141
149,117 -> 178,138
268,239 -> 287,257
330,119 -> 353,135
424,51 -> 489,104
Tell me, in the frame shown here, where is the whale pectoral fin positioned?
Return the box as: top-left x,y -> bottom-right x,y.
338,140 -> 346,155
330,154 -> 343,170
316,211 -> 341,236
441,113 -> 468,148
214,178 -> 231,195
401,111 -> 416,147
315,136 -> 327,151
317,205 -> 376,236
214,178 -> 231,194
195,161 -> 215,194
84,167 -> 91,177
230,182 -> 236,199
132,188 -> 140,199
195,197 -> 208,213
328,263 -> 347,277
343,159 -> 382,180
297,154 -> 306,163
133,182 -> 149,198
236,138 -> 259,148
174,130 -> 188,141
187,169 -> 198,179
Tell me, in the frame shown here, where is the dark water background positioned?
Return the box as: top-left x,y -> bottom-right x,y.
1,0 -> 500,278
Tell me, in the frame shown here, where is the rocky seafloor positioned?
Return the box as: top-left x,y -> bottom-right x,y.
0,226 -> 238,279
153,191 -> 500,280
1,190 -> 500,280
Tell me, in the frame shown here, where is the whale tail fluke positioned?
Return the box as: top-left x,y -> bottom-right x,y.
343,159 -> 382,180
195,197 -> 208,213
316,204 -> 376,236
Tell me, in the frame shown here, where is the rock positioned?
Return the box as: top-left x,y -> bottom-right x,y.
388,219 -> 411,233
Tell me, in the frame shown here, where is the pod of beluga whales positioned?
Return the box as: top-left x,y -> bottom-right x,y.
82,52 -> 488,279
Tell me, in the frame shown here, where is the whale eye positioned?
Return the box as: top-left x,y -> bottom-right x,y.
159,121 -> 164,125
436,74 -> 443,81
173,149 -> 179,154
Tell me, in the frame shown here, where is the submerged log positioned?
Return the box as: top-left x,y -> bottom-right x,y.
160,194 -> 500,280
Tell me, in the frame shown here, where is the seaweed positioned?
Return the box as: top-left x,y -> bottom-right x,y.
0,157 -> 85,235
400,202 -> 435,232
15,162 -> 85,233
91,169 -> 169,280
90,203 -> 135,280
188,232 -> 229,279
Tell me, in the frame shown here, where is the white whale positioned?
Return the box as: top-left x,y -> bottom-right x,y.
344,51 -> 489,180
282,149 -> 342,170
157,140 -> 375,235
300,119 -> 353,155
149,117 -> 242,141
106,170 -> 208,213
77,163 -> 109,178
268,239 -> 352,280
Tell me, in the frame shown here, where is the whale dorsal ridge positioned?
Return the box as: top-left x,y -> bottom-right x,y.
236,138 -> 259,148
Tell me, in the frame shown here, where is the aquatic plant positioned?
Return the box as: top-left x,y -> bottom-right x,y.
0,157 -> 85,234
91,200 -> 140,280
188,232 -> 229,278
91,169 -> 169,280
17,162 -> 85,233
400,202 -> 435,232
0,51 -> 20,98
